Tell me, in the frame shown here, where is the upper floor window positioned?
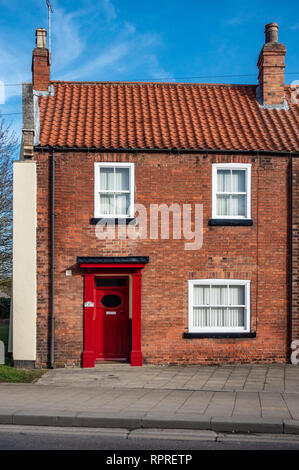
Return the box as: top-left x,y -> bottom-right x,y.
212,164 -> 251,219
94,163 -> 134,218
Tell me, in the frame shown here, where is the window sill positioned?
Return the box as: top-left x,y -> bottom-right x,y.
90,218 -> 136,225
183,332 -> 256,339
209,219 -> 253,226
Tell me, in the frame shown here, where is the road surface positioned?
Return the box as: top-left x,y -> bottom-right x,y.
0,425 -> 298,450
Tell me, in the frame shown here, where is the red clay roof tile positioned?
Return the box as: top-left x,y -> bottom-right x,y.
38,82 -> 299,152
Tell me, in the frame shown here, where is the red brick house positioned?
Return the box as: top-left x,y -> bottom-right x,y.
12,23 -> 299,368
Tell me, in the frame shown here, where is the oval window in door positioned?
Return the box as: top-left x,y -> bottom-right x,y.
101,294 -> 122,308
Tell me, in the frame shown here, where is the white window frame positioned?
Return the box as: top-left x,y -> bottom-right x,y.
212,163 -> 251,219
94,162 -> 135,218
188,279 -> 251,333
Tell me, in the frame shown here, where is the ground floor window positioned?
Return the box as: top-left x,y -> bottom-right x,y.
188,279 -> 250,333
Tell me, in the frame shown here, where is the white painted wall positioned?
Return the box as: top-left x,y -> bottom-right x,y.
12,161 -> 37,361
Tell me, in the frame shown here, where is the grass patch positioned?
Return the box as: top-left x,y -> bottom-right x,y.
0,365 -> 45,383
0,324 -> 46,383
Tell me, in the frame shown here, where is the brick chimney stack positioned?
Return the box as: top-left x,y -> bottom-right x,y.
257,23 -> 286,106
32,28 -> 50,91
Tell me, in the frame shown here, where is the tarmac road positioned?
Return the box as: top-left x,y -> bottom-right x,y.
0,425 -> 298,450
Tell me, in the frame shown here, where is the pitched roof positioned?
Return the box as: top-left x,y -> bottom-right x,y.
38,81 -> 299,152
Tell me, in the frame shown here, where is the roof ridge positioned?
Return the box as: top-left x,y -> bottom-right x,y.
50,80 -> 258,88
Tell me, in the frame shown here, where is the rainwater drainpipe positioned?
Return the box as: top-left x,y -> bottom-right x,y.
50,149 -> 55,369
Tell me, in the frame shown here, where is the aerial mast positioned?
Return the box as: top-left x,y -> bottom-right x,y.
46,0 -> 54,64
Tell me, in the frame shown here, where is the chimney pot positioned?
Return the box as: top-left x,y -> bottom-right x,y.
36,28 -> 47,49
265,22 -> 279,43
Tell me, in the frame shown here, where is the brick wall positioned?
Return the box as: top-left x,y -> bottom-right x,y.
32,48 -> 50,91
292,158 -> 299,342
35,151 -> 289,367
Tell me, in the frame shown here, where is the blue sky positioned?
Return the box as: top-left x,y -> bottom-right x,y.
0,0 -> 298,140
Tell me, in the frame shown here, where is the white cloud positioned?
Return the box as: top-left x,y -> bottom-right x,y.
62,42 -> 131,80
146,55 -> 174,82
102,0 -> 117,23
122,21 -> 136,35
225,16 -> 247,25
52,7 -> 85,71
0,41 -> 29,100
0,0 -> 172,99
223,9 -> 253,26
56,0 -> 170,82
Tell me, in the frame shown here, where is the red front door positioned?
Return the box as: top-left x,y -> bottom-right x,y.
95,278 -> 129,361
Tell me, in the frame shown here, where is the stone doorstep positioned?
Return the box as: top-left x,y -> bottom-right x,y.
0,409 -> 298,434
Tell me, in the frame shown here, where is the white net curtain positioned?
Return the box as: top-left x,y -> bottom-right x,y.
193,284 -> 245,328
99,167 -> 130,216
216,169 -> 246,217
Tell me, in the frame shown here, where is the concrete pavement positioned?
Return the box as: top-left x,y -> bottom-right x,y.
37,363 -> 299,392
1,364 -> 299,434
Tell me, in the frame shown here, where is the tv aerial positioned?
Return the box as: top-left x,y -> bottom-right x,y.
46,1 -> 54,64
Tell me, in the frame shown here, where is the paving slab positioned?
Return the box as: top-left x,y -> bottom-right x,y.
147,390 -> 193,415
259,392 -> 291,419
283,393 -> 299,420
233,392 -> 261,417
204,391 -> 236,417
126,389 -> 170,412
176,391 -> 213,414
